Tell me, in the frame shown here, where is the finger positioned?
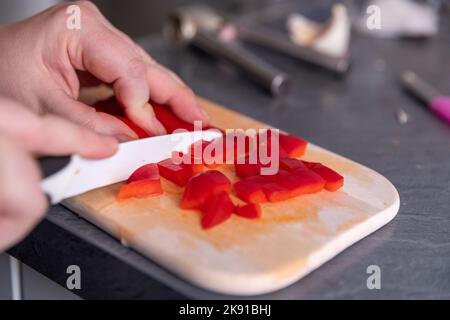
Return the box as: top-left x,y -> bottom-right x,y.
44,91 -> 139,141
0,97 -> 118,159
0,136 -> 47,250
29,114 -> 119,159
74,30 -> 167,135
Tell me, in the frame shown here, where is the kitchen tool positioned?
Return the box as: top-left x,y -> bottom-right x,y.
41,130 -> 222,204
164,5 -> 290,96
62,97 -> 400,296
401,70 -> 450,125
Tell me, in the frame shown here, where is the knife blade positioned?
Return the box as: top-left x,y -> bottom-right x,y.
41,130 -> 222,204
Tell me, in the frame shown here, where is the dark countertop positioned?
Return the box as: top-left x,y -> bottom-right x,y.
10,11 -> 450,299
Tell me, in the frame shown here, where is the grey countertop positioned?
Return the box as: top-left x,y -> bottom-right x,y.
10,10 -> 450,299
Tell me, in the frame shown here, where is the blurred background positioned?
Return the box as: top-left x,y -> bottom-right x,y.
0,0 -> 275,33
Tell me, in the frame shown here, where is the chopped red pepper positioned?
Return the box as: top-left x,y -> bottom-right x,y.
189,139 -> 224,168
279,134 -> 308,157
180,170 -> 231,210
280,158 -> 308,172
201,191 -> 235,229
263,168 -> 325,202
233,176 -> 268,204
235,203 -> 262,219
158,157 -> 203,187
234,163 -> 266,178
117,179 -> 163,201
302,161 -> 344,191
117,163 -> 163,200
127,163 -> 160,183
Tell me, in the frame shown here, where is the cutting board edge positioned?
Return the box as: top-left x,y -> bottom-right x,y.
63,192 -> 399,296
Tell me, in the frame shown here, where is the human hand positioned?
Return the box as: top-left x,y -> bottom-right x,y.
0,97 -> 117,250
0,1 -> 209,140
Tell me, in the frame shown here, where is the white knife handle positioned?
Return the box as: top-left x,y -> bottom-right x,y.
41,155 -> 80,205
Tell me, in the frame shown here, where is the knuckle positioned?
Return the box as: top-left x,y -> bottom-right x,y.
73,0 -> 101,15
127,58 -> 147,79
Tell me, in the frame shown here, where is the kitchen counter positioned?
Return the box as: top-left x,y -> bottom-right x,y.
9,13 -> 450,299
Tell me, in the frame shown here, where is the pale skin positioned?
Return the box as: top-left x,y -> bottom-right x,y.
0,1 -> 210,250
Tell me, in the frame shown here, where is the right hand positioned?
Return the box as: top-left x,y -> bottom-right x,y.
0,98 -> 117,251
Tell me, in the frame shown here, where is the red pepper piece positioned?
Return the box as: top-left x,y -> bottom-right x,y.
280,158 -> 308,172
153,104 -> 197,133
234,163 -> 265,178
302,162 -> 344,191
117,179 -> 163,201
189,139 -> 224,168
127,164 -> 160,183
235,203 -> 262,219
180,170 -> 231,210
233,176 -> 268,204
158,157 -> 203,187
263,168 -> 325,202
279,133 -> 308,157
201,191 -> 235,229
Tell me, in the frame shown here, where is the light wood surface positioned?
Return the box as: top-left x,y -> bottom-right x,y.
64,97 -> 400,295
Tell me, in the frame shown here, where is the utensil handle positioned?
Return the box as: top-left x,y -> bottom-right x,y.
192,31 -> 290,96
237,25 -> 350,75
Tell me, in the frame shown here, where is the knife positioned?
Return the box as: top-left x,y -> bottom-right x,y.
40,130 -> 222,204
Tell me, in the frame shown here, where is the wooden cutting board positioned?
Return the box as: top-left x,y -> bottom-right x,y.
63,97 -> 400,296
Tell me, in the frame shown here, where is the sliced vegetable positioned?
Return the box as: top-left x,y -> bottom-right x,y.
302,161 -> 344,191
180,170 -> 231,210
127,164 -> 160,183
234,163 -> 266,178
235,203 -> 261,219
263,168 -> 325,202
158,157 -> 203,187
279,133 -> 308,157
233,176 -> 268,204
279,158 -> 307,172
201,191 -> 235,229
117,179 -> 163,201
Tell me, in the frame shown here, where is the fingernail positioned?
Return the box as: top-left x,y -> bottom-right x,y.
151,118 -> 167,135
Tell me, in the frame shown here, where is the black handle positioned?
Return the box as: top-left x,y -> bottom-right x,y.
38,156 -> 72,179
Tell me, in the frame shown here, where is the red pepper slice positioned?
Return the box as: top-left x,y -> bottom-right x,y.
302,161 -> 344,191
235,203 -> 262,219
189,139 -> 224,168
233,176 -> 268,204
180,170 -> 231,210
263,168 -> 325,202
234,163 -> 266,178
280,158 -> 308,172
127,163 -> 160,183
117,179 -> 163,201
118,164 -> 163,200
158,157 -> 203,187
201,191 -> 235,229
279,134 -> 308,157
